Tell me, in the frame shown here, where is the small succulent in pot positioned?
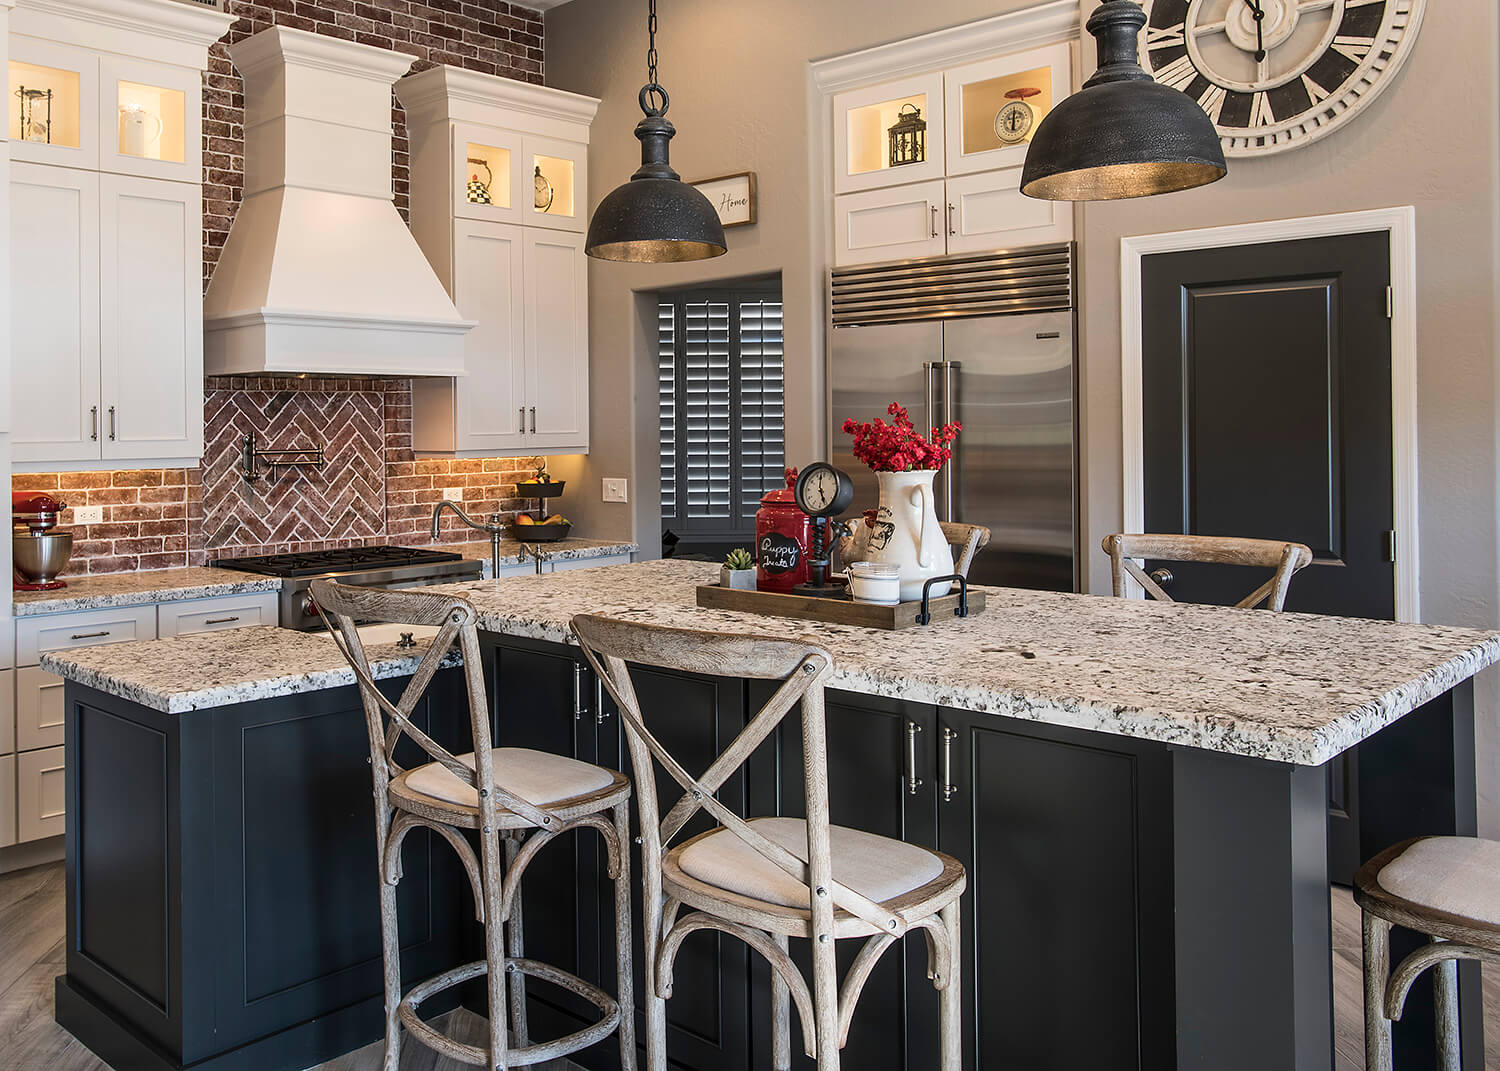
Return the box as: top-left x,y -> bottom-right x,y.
721,547 -> 756,590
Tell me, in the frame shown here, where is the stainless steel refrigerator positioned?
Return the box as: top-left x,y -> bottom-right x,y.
828,243 -> 1078,591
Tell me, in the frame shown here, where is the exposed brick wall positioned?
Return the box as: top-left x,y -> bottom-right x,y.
202,0 -> 544,288
17,377 -> 549,575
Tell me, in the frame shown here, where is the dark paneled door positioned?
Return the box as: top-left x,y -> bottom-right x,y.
1140,231 -> 1395,883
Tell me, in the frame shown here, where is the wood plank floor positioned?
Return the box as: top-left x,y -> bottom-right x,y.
1,861 -> 1495,1070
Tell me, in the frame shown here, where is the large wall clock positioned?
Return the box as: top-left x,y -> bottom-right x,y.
1137,0 -> 1426,156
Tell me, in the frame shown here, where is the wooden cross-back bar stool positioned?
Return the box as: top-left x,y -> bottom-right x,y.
1355,837 -> 1500,1070
1101,533 -> 1314,611
313,580 -> 636,1071
571,613 -> 967,1071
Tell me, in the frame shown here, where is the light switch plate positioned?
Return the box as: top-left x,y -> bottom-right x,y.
73,506 -> 104,525
602,478 -> 628,503
442,487 -> 464,502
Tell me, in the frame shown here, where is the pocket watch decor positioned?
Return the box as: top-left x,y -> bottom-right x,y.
533,163 -> 555,212
1138,0 -> 1426,157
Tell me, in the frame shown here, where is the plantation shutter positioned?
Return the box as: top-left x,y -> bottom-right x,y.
657,287 -> 784,540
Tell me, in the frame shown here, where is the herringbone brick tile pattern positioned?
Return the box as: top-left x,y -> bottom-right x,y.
199,387 -> 386,553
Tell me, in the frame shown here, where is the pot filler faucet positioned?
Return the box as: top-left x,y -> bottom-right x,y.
429,501 -> 553,578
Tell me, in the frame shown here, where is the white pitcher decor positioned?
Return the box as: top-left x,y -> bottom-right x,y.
842,403 -> 962,602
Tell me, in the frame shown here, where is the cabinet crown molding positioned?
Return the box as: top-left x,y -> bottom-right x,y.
228,24 -> 417,84
810,0 -> 1079,93
13,0 -> 234,51
397,66 -> 600,138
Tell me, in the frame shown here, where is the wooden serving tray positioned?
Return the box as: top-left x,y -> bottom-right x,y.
695,583 -> 984,630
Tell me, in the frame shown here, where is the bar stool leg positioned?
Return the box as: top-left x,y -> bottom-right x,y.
939,899 -> 962,1071
503,835 -> 530,1049
480,830 -> 511,1071
1433,944 -> 1461,1071
612,802 -> 639,1070
642,864 -> 668,1071
1363,912 -> 1394,1071
378,866 -> 403,1071
772,933 -> 792,1071
810,932 -> 840,1068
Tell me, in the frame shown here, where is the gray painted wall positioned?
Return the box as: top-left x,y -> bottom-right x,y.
546,0 -> 1500,829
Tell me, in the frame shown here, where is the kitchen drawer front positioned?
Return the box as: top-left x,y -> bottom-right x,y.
158,592 -> 278,638
17,745 -> 65,842
16,604 -> 157,666
0,670 -> 14,755
0,755 -> 15,848
17,666 -> 66,752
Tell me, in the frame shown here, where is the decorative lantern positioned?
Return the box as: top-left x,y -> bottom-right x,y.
887,102 -> 926,168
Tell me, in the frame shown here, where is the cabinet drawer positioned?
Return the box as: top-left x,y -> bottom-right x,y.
17,666 -> 65,752
157,593 -> 278,637
17,745 -> 65,842
16,604 -> 157,666
0,755 -> 14,848
0,670 -> 14,755
550,553 -> 632,573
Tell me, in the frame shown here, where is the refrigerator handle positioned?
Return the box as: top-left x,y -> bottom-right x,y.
941,361 -> 958,522
923,361 -> 935,437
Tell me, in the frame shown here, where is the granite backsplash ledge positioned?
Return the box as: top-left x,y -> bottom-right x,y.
14,376 -> 553,575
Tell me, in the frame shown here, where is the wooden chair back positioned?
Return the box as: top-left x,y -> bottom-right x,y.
571,614 -> 904,934
311,579 -> 562,830
1100,533 -> 1314,611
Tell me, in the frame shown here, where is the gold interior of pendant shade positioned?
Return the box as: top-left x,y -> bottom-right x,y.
586,238 -> 728,263
1022,160 -> 1227,202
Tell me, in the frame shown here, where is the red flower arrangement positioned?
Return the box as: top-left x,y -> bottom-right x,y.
842,403 -> 961,472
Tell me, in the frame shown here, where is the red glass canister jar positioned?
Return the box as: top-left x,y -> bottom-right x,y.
756,467 -> 819,593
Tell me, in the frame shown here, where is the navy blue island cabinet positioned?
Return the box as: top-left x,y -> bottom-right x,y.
56,632 -> 1479,1071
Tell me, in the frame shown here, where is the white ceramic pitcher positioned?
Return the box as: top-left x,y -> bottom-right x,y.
863,469 -> 954,602
119,105 -> 162,158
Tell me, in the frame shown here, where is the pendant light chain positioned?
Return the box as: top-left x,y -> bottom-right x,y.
641,0 -> 667,115
647,0 -> 658,89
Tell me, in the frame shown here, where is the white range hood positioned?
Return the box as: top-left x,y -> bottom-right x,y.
204,26 -> 473,377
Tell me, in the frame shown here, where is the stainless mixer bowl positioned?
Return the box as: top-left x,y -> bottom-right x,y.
14,530 -> 73,584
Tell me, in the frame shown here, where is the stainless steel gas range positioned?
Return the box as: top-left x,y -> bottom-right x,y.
212,546 -> 482,631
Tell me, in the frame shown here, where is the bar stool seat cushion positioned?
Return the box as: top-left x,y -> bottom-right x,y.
1374,836 -> 1500,927
405,747 -> 617,810
676,817 -> 945,909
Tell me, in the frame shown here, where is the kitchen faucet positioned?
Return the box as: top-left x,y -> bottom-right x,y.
431,500 -> 507,579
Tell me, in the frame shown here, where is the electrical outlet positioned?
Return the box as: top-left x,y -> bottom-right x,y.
602,478 -> 628,503
442,487 -> 464,502
73,505 -> 104,525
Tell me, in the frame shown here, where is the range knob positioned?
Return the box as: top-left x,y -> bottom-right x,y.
298,591 -> 318,620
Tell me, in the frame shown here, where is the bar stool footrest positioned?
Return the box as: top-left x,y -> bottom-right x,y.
398,957 -> 621,1067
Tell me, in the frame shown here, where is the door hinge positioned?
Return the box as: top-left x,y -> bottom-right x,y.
1386,286 -> 1393,319
1382,530 -> 1397,563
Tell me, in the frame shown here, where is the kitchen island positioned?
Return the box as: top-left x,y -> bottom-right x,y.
42,560 -> 1500,1071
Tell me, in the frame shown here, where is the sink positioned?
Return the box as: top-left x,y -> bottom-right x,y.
348,623 -> 441,647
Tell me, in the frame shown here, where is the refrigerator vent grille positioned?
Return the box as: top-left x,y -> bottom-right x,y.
830,243 -> 1073,327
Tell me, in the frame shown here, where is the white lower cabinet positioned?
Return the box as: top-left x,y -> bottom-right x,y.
16,665 -> 64,752
17,746 -> 64,842
0,755 -> 15,849
550,553 -> 631,573
16,604 -> 157,665
834,179 -> 947,266
157,592 -> 277,637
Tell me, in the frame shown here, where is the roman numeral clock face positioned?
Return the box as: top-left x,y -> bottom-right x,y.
1139,0 -> 1426,155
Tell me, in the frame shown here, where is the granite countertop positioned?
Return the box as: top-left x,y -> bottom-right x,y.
39,559 -> 1500,765
433,537 -> 638,577
14,566 -> 281,617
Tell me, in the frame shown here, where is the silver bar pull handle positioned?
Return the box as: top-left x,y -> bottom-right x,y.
904,720 -> 924,795
204,616 -> 240,625
529,407 -> 537,435
941,726 -> 957,803
519,407 -> 527,433
930,203 -> 939,238
572,663 -> 586,721
108,405 -> 117,441
70,631 -> 111,640
90,406 -> 99,441
947,203 -> 957,236
596,676 -> 609,725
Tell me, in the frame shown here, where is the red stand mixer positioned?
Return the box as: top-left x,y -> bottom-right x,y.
13,492 -> 73,590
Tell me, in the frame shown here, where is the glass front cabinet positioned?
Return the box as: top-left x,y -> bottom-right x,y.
831,40 -> 1074,266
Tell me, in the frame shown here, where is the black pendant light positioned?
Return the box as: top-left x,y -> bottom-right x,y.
585,0 -> 726,262
1021,0 -> 1226,201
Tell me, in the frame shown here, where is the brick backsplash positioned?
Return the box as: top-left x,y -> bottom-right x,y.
16,377 -> 548,575
202,0 -> 544,288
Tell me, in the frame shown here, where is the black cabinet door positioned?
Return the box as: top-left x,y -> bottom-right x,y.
936,708 -> 1175,1071
488,638 -> 607,1047
752,687 -> 939,1071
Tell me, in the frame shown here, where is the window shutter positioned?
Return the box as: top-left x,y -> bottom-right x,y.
658,302 -> 677,520
738,300 -> 785,518
683,301 -> 733,519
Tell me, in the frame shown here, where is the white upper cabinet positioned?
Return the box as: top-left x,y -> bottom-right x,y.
833,71 -> 945,196
834,178 -> 947,266
399,66 -> 598,458
11,161 -> 100,464
6,0 -> 231,470
943,42 -> 1071,178
945,167 -> 1071,253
